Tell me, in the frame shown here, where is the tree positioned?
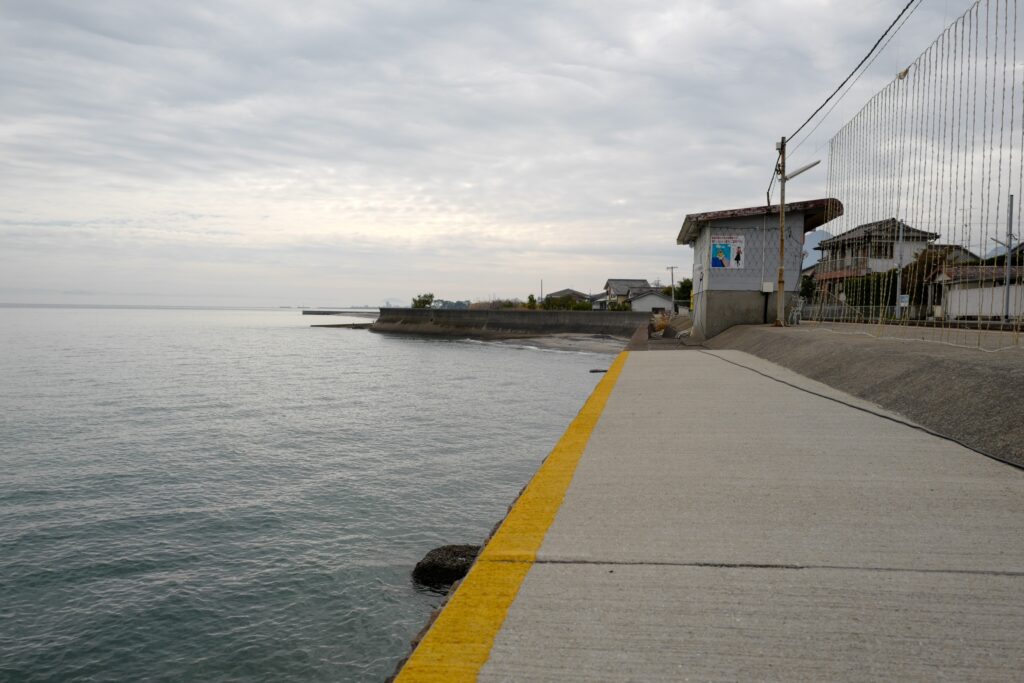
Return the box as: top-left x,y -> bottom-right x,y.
674,279 -> 693,306
526,294 -> 537,309
411,293 -> 434,308
800,274 -> 816,300
541,295 -> 572,310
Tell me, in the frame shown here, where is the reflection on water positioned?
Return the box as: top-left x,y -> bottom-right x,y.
0,307 -> 602,681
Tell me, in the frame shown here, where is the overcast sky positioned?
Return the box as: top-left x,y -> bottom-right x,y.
0,0 -> 958,306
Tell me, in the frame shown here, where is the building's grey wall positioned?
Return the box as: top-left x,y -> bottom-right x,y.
703,213 -> 805,292
691,290 -> 798,340
692,228 -> 709,293
371,308 -> 650,336
690,229 -> 710,337
691,287 -> 708,341
684,208 -> 811,340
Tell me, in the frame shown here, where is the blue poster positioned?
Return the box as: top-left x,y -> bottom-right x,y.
711,236 -> 744,269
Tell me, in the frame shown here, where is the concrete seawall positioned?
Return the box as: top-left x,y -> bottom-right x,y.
370,308 -> 650,337
706,324 -> 1024,467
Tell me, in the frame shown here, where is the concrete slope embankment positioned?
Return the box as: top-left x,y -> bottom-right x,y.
706,324 -> 1024,467
370,308 -> 650,338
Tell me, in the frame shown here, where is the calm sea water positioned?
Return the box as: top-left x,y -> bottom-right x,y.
0,307 -> 605,681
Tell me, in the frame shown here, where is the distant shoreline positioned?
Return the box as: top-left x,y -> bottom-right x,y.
370,307 -> 650,339
455,333 -> 628,355
301,309 -> 379,318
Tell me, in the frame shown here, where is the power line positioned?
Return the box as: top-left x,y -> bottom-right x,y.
789,0 -> 920,142
788,0 -> 925,159
769,0 -> 922,203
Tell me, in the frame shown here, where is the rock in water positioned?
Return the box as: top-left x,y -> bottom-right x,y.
412,545 -> 480,587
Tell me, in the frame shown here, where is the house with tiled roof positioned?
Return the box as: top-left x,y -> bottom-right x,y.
604,279 -> 650,306
543,288 -> 590,303
814,218 -> 939,283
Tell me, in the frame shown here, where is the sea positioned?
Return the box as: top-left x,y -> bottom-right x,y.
0,306 -> 607,682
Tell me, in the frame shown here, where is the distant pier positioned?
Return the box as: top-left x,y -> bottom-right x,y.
301,309 -> 378,317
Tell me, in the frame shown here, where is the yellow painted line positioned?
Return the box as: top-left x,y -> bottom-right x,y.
395,351 -> 630,682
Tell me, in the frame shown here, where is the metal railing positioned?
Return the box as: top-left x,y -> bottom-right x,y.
803,303 -> 930,322
815,256 -> 869,274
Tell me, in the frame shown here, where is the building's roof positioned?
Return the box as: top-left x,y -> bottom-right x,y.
923,244 -> 979,264
934,265 -> 1024,285
931,243 -> 978,255
801,263 -> 817,276
816,218 -> 938,250
544,288 -> 589,300
627,289 -> 672,303
677,198 -> 843,245
605,279 -> 651,296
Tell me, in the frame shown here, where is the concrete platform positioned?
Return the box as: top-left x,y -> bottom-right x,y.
398,349 -> 1024,681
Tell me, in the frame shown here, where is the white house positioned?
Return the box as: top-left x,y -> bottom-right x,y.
933,265 -> 1024,320
627,289 -> 673,313
814,218 -> 938,287
603,279 -> 650,306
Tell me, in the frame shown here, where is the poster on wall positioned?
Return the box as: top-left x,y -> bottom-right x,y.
710,235 -> 744,269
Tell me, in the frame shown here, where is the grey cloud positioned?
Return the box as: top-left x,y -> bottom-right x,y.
0,1 -> 957,304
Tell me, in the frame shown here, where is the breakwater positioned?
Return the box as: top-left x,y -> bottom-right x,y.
370,308 -> 650,337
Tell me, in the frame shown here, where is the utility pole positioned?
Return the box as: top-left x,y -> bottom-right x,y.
667,265 -> 678,311
895,218 -> 905,320
773,138 -> 819,327
774,137 -> 787,326
991,194 -> 1015,322
1008,195 -> 1015,323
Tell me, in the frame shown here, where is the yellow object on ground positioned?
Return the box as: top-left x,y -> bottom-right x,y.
395,352 -> 629,682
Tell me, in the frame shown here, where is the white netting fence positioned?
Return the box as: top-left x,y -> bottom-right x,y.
804,0 -> 1024,351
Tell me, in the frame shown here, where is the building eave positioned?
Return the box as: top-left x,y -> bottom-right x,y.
676,198 -> 843,245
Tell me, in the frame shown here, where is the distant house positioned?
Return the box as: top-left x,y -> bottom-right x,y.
627,289 -> 673,313
814,218 -> 939,286
543,288 -> 590,303
590,293 -> 609,310
604,279 -> 651,306
931,265 -> 1023,319
927,244 -> 978,264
